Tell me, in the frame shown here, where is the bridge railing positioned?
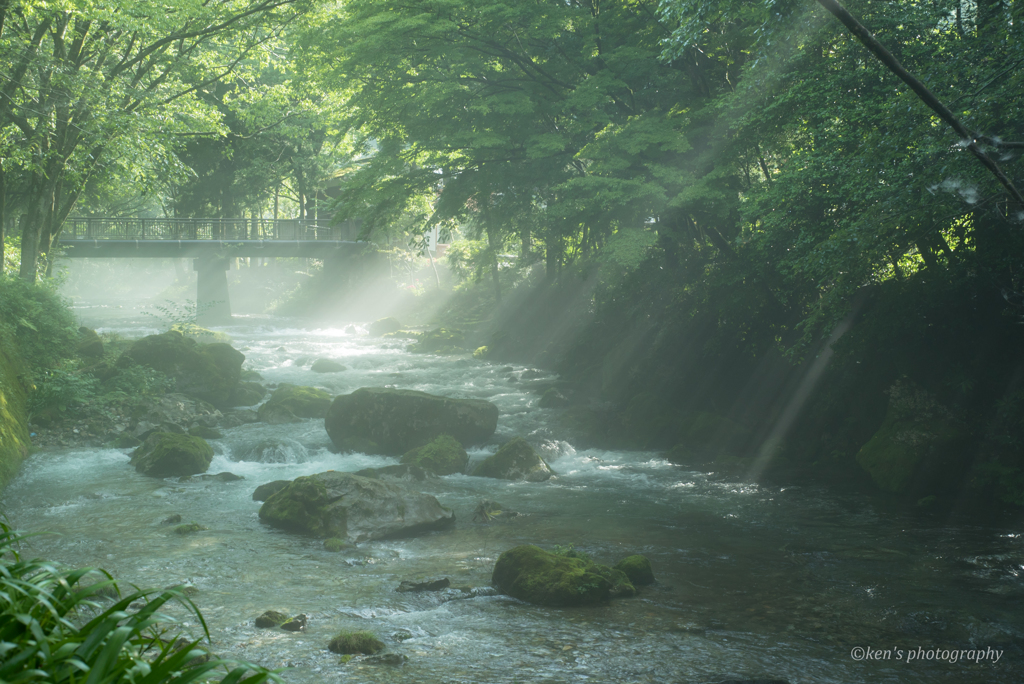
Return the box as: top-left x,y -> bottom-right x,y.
61,217 -> 362,241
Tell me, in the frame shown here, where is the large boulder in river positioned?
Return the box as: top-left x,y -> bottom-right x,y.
118,331 -> 243,409
310,358 -> 346,373
325,387 -> 498,455
257,384 -> 332,423
473,438 -> 552,482
367,317 -> 402,336
400,435 -> 469,475
258,471 -> 455,542
130,432 -> 213,477
491,545 -> 612,607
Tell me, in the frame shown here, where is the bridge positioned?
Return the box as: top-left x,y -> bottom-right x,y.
55,217 -> 367,325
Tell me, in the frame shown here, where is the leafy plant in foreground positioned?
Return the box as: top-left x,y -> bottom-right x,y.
143,300 -> 225,341
0,521 -> 281,683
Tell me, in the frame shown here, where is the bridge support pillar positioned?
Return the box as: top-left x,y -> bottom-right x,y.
194,255 -> 232,326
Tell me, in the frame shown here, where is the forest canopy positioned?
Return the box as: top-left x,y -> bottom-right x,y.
2,0 -> 1021,366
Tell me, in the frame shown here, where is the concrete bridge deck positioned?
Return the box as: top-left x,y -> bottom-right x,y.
55,217 -> 368,324
56,239 -> 365,258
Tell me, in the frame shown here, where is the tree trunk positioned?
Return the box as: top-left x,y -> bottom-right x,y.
19,171 -> 57,282
545,231 -> 559,282
483,203 -> 502,303
489,229 -> 502,303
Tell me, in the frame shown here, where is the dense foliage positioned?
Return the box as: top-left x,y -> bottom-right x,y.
0,277 -> 78,372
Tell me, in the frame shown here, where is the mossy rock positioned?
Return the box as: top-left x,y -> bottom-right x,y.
258,471 -> 456,542
188,425 -> 224,440
174,522 -> 207,534
538,387 -> 569,408
240,369 -> 264,382
77,326 -> 104,359
255,610 -> 289,628
325,387 -> 498,455
472,346 -> 489,359
474,438 -> 553,482
400,435 -> 469,476
328,630 -> 385,655
382,330 -> 421,340
130,432 -> 213,478
171,323 -> 231,344
408,328 -> 466,354
281,614 -> 307,631
491,545 -> 611,607
368,317 -> 403,336
324,537 -> 351,552
353,463 -> 434,482
257,384 -> 332,422
257,404 -> 301,424
614,555 -> 655,586
855,408 -> 968,494
229,381 -> 266,407
311,359 -> 346,373
252,479 -> 291,501
118,331 -> 244,408
593,565 -> 636,597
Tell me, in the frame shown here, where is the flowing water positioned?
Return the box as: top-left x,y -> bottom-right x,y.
4,309 -> 1024,683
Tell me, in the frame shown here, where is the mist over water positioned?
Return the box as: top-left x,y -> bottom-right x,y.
3,294 -> 1023,683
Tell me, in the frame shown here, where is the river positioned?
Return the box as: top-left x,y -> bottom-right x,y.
3,309 -> 1022,683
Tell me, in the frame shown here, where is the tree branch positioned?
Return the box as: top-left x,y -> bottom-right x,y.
816,0 -> 1024,213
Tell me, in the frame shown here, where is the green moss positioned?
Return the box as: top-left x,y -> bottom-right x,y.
400,435 -> 469,475
614,555 -> 655,586
257,384 -> 332,420
130,432 -> 213,477
324,537 -> 350,552
0,348 -> 31,488
472,346 -> 489,359
174,523 -> 207,534
258,476 -> 336,536
855,410 -> 964,494
118,331 -> 243,409
491,545 -> 611,606
593,565 -> 636,597
381,330 -> 421,340
474,437 -> 553,482
328,630 -> 385,655
171,323 -> 231,344
254,610 -> 288,628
